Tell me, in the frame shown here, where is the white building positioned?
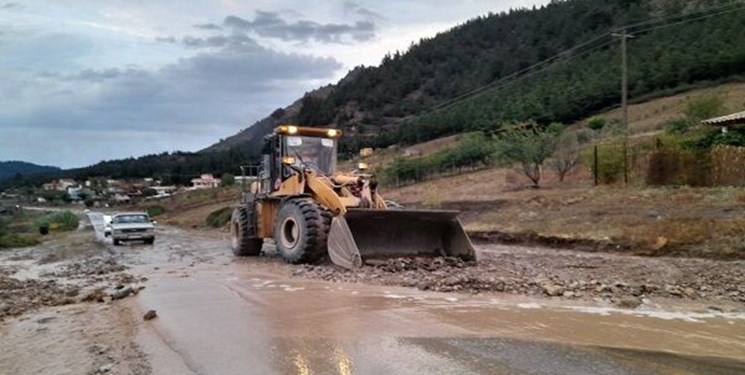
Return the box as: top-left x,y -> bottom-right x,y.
151,186 -> 176,197
42,179 -> 76,191
191,174 -> 221,189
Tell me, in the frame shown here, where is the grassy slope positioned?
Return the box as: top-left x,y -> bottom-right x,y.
582,81 -> 745,135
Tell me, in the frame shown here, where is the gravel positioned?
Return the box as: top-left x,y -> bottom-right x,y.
293,247 -> 745,305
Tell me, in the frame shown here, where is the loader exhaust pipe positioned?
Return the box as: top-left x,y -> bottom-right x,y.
327,209 -> 476,269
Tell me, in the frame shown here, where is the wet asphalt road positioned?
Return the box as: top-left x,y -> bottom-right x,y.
87,212 -> 745,375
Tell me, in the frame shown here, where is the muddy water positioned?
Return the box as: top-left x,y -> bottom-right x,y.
135,259 -> 745,374
95,213 -> 745,374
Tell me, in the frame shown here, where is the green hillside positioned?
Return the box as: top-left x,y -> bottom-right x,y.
294,0 -> 745,150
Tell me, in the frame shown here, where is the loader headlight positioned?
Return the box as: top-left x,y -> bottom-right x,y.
356,162 -> 369,171
277,125 -> 298,135
327,129 -> 338,137
282,156 -> 296,165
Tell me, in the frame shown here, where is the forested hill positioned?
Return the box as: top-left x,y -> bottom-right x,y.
298,0 -> 745,149
0,161 -> 60,182
208,0 -> 745,155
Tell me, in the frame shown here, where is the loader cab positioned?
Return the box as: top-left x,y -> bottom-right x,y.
263,126 -> 342,193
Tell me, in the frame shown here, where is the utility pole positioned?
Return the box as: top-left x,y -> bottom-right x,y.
620,29 -> 629,131
612,29 -> 633,185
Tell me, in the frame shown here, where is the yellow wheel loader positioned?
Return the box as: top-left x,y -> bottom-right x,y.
230,125 -> 476,269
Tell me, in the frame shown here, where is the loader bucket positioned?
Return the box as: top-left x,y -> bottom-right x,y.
327,209 -> 476,269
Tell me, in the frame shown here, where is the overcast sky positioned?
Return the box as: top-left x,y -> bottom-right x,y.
0,0 -> 547,169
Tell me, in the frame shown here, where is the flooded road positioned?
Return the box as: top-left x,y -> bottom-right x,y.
138,263 -> 745,374
2,212 -> 742,374
77,213 -> 745,375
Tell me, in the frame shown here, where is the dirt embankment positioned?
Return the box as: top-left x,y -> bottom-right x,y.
385,172 -> 745,260
294,245 -> 745,309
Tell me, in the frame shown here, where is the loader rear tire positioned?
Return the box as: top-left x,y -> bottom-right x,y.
231,206 -> 262,256
274,198 -> 331,264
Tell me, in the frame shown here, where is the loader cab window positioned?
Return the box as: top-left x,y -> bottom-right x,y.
282,135 -> 337,175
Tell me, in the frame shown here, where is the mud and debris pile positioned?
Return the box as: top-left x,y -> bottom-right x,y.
294,251 -> 745,305
0,274 -> 80,319
59,257 -> 128,278
0,252 -> 141,320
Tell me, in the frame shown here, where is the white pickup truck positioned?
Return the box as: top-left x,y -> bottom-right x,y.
110,212 -> 156,245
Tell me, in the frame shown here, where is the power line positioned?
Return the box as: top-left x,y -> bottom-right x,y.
619,1 -> 745,32
409,38 -> 615,121
629,5 -> 745,35
427,31 -> 613,110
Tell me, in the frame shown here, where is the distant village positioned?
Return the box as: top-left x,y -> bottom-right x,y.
0,173 -> 249,207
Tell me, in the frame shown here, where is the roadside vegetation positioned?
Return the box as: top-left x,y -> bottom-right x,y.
34,210 -> 80,233
0,216 -> 41,248
1,209 -> 82,249
1,209 -> 80,249
144,205 -> 165,217
205,207 -> 233,228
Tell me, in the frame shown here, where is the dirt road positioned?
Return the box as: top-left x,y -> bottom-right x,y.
0,212 -> 743,374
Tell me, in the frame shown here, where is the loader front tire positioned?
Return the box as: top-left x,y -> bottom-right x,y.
231,206 -> 262,256
274,198 -> 331,264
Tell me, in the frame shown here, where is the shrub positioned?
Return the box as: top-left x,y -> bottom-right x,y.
383,132 -> 496,185
581,142 -> 626,184
145,205 -> 165,217
206,207 -> 233,228
34,210 -> 79,232
684,94 -> 723,122
663,118 -> 692,134
646,149 -> 710,186
0,234 -> 41,249
587,116 -> 606,131
221,173 -> 235,187
687,128 -> 745,149
711,146 -> 745,186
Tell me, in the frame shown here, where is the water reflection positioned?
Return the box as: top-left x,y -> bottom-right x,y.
292,351 -> 312,375
333,346 -> 354,375
279,339 -> 356,375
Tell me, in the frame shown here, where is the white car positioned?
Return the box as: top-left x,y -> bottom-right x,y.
103,214 -> 112,237
110,212 -> 155,245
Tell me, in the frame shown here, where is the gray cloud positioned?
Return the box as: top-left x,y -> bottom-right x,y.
161,9 -> 379,49
0,39 -> 342,167
343,1 -> 385,21
155,36 -> 177,44
224,11 -> 377,43
156,32 -> 260,51
194,23 -> 222,30
18,45 -> 341,129
2,3 -> 19,9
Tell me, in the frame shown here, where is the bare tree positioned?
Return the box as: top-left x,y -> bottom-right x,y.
550,131 -> 580,182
